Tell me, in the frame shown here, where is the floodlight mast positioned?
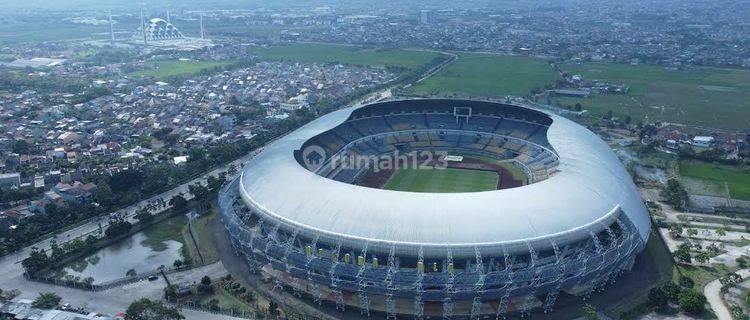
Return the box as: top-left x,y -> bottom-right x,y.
108,10 -> 115,44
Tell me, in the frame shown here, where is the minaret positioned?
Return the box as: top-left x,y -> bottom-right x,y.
200,12 -> 205,39
166,9 -> 171,23
140,6 -> 147,45
108,10 -> 115,44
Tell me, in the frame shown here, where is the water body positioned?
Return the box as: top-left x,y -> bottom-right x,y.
60,215 -> 187,284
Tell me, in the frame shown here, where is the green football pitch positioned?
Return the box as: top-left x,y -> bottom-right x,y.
383,168 -> 499,193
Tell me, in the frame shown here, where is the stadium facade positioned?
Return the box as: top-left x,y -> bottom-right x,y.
219,99 -> 651,318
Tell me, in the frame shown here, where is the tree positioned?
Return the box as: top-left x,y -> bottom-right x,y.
95,183 -> 114,206
164,285 -> 179,300
695,251 -> 710,263
738,256 -> 750,268
647,286 -> 669,309
201,276 -> 212,286
679,275 -> 695,288
125,298 -> 184,320
242,291 -> 255,303
198,276 -> 213,294
687,229 -> 698,237
669,224 -> 684,237
675,243 -> 692,263
661,179 -> 689,210
134,209 -> 154,224
169,194 -> 188,211
32,292 -> 61,309
208,298 -> 220,311
662,282 -> 681,301
268,301 -> 280,316
188,183 -> 210,200
582,303 -> 600,320
12,139 -> 31,154
730,304 -> 748,320
720,273 -> 742,287
678,289 -> 706,314
22,247 -> 50,274
105,218 -> 132,239
206,175 -> 226,192
717,226 -> 727,238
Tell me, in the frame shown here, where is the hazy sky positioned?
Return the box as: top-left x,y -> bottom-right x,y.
0,0 -> 736,13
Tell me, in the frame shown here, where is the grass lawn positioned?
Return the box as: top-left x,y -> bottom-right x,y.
464,154 -> 529,184
129,60 -> 233,79
409,52 -> 558,97
182,209 -> 220,265
679,160 -> 750,200
384,167 -> 498,193
556,62 -> 750,129
195,284 -> 256,315
141,214 -> 188,252
248,43 -> 442,69
674,264 -> 737,290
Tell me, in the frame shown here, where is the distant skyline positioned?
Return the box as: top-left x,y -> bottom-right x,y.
1,0 -> 742,12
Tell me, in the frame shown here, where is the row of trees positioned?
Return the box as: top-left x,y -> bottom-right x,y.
648,281 -> 707,315
0,140 -> 244,256
24,292 -> 184,320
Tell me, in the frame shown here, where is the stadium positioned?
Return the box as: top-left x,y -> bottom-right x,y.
219,99 -> 651,318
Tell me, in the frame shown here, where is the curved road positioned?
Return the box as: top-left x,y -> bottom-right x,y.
705,269 -> 750,320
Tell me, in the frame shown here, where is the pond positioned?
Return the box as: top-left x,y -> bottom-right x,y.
57,214 -> 188,284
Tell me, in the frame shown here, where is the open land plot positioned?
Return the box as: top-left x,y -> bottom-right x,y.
409,52 -> 559,97
383,167 -> 498,193
556,62 -> 750,129
679,160 -> 750,200
128,60 -> 233,79
182,209 -> 220,265
248,43 -> 443,69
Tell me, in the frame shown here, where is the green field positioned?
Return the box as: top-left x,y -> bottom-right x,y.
181,209 -> 220,265
679,160 -> 750,200
129,60 -> 233,79
556,62 -> 750,129
248,43 -> 442,69
409,52 -> 558,97
383,167 -> 498,193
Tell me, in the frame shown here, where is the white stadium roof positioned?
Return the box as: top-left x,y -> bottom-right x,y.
238,102 -> 650,254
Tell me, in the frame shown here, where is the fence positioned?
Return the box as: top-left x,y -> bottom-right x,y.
26,263 -> 200,292
166,296 -> 264,320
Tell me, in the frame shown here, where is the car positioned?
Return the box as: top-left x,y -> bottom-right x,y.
148,275 -> 159,281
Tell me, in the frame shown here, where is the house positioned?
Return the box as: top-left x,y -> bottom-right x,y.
0,172 -> 21,189
0,300 -> 117,319
692,136 -> 715,148
45,181 -> 97,205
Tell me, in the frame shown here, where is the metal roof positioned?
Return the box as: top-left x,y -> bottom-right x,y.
238,101 -> 650,251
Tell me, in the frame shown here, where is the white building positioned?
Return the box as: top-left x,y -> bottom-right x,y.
692,136 -> 715,148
